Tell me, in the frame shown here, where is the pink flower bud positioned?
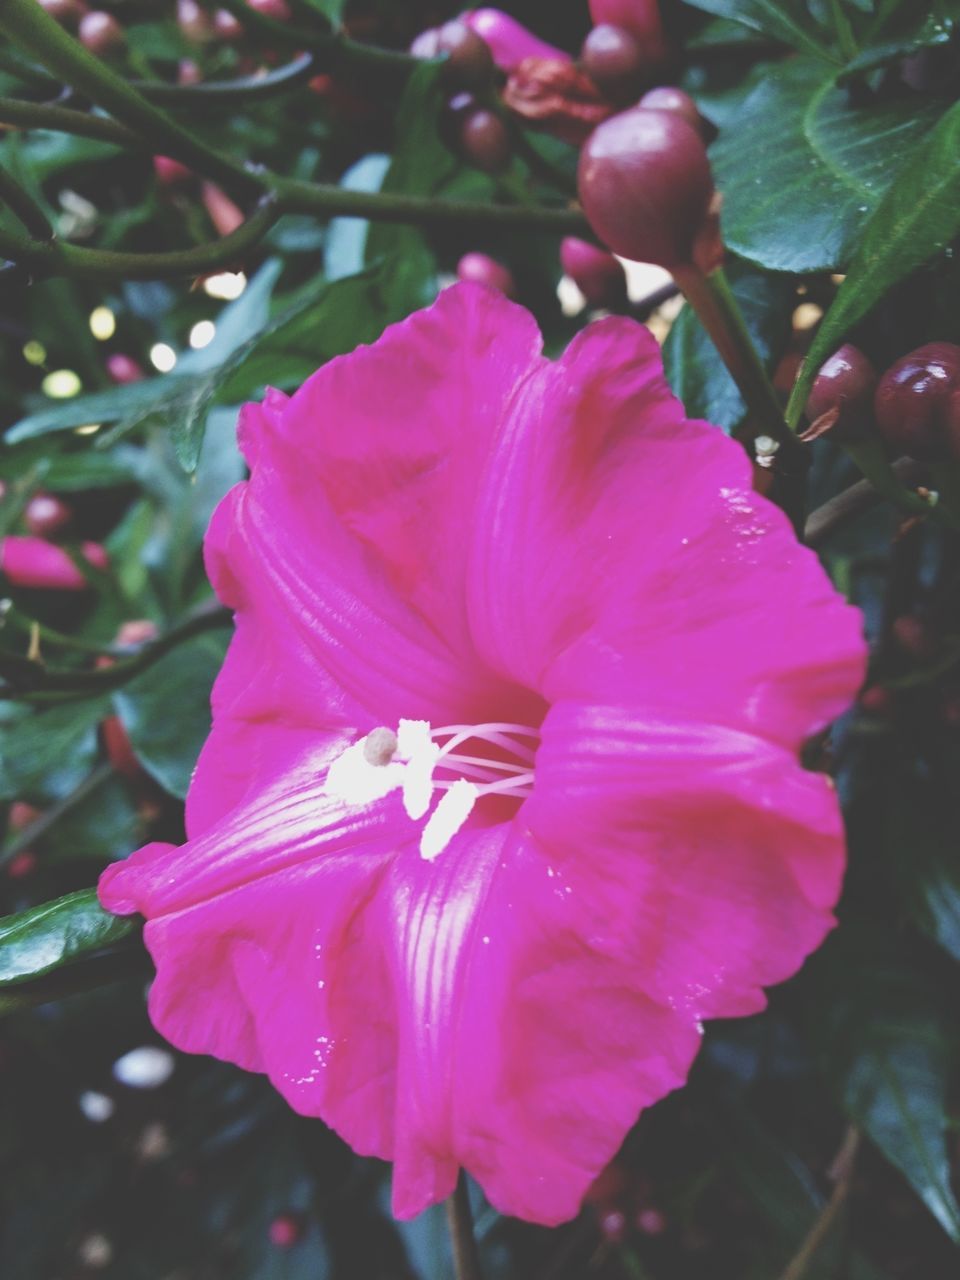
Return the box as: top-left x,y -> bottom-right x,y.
581,24 -> 647,103
437,18 -> 495,90
463,8 -> 570,72
589,0 -> 666,56
9,801 -> 42,831
1,537 -> 108,590
213,7 -> 243,39
456,252 -> 516,297
638,86 -> 703,135
79,10 -> 124,55
101,714 -> 142,779
409,27 -> 442,59
578,107 -> 718,270
560,237 -> 628,309
201,182 -> 244,236
268,1214 -> 303,1249
177,0 -> 213,43
8,852 -> 37,879
116,619 -> 160,648
107,353 -> 145,384
248,0 -> 291,20
178,58 -> 203,84
153,155 -> 194,188
459,108 -> 512,173
636,1207 -> 668,1236
24,491 -> 72,539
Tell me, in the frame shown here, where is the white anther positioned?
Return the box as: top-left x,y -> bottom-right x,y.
419,779 -> 478,861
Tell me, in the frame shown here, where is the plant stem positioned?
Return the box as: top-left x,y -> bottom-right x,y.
0,0 -> 263,201
0,161 -> 54,239
134,52 -> 318,105
445,1173 -> 484,1280
777,1128 -> 860,1280
0,762 -> 113,868
0,94 -> 137,144
827,0 -> 858,61
803,458 -> 928,545
672,263 -> 795,451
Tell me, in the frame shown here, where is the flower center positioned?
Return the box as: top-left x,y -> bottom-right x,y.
323,720 -> 540,862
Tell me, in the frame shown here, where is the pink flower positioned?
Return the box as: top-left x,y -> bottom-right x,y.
99,284 -> 865,1225
463,8 -> 570,71
2,536 -> 108,590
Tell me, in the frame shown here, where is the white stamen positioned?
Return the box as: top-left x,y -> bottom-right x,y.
398,719 -> 440,819
420,779 -> 479,861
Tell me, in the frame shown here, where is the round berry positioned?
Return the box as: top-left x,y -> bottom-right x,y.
638,86 -> 703,134
582,24 -> 645,103
78,10 -> 124,55
804,343 -> 877,439
589,0 -> 667,60
560,236 -> 628,309
578,106 -> 715,268
106,354 -> 145,384
459,108 -> 511,173
437,18 -> 495,90
24,491 -> 71,538
874,342 -> 960,459
268,1214 -> 303,1249
457,252 -> 516,298
8,801 -> 42,831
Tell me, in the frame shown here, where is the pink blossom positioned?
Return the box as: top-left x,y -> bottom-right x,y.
464,8 -> 570,71
99,284 -> 865,1225
2,536 -> 108,589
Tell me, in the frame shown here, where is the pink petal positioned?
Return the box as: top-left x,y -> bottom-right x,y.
467,316 -> 866,747
1,536 -> 107,590
526,702 -> 846,1020
464,8 -> 571,71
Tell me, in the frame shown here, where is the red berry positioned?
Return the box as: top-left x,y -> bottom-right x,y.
268,1214 -> 303,1249
153,155 -> 194,188
636,1207 -> 667,1236
582,24 -> 645,103
459,108 -> 512,173
437,18 -> 495,89
456,252 -> 516,297
79,10 -> 124,54
804,343 -> 877,440
24,491 -> 72,538
578,107 -> 717,269
598,1208 -> 628,1243
106,354 -> 144,384
7,852 -> 37,879
8,801 -> 42,831
638,86 -> 703,135
874,342 -> 960,459
176,0 -> 213,42
560,236 -> 628,309
858,684 -> 892,717
589,0 -> 665,50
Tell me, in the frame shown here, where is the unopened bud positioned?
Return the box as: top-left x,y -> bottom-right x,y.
874,342 -> 960,460
581,24 -> 646,103
79,10 -> 124,55
437,19 -> 495,90
638,86 -> 704,135
24,491 -> 72,538
559,237 -> 627,309
802,343 -> 876,441
457,252 -> 516,298
106,353 -> 145,384
459,108 -> 512,173
464,8 -> 570,73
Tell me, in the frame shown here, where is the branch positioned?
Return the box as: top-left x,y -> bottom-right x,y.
0,161 -> 54,239
0,94 -> 137,144
0,762 -> 112,868
804,458 -> 928,546
133,52 -> 319,105
777,1128 -> 860,1280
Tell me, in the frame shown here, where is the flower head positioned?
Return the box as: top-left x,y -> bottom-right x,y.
99,284 -> 865,1224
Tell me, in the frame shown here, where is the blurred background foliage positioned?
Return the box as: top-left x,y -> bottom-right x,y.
2,0 -> 960,1276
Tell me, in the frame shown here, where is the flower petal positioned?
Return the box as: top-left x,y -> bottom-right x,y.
525,701 -> 846,1020
467,316 -> 866,746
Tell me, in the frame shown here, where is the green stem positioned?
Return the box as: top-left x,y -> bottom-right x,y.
134,52 -> 319,105
0,194 -> 280,279
673,263 -> 794,450
0,762 -> 113,868
445,1173 -> 484,1280
0,94 -> 137,144
0,161 -> 54,239
827,0 -> 858,60
0,0 -> 262,201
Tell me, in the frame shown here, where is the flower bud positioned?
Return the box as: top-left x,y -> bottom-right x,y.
79,10 -> 124,55
638,86 -> 703,135
636,1207 -> 668,1236
107,353 -> 144,384
9,801 -> 42,832
459,107 -> 512,173
1,537 -> 107,590
503,57 -> 613,146
581,24 -> 646,103
177,0 -> 213,43
874,342 -> 960,459
268,1214 -> 303,1249
8,852 -> 37,879
803,343 -> 877,441
409,27 -> 442,59
456,252 -> 516,297
153,155 -> 194,188
589,0 -> 666,58
24,491 -> 72,539
248,0 -> 291,20
38,0 -> 86,29
178,58 -> 203,84
560,237 -> 628,309
858,684 -> 892,718
577,107 -> 718,270
202,182 -> 244,236
464,9 -> 570,72
213,8 -> 243,39
437,18 -> 495,90
891,614 -> 938,661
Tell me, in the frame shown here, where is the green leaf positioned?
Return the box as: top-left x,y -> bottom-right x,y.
711,59 -> 941,272
681,0 -> 835,60
0,699 -> 109,803
787,99 -> 960,424
808,928 -> 960,1241
290,0 -> 343,24
5,376 -> 193,444
0,889 -> 136,987
663,258 -> 794,432
112,631 -> 228,799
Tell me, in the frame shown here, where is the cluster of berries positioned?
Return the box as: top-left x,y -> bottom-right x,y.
806,341 -> 960,461
39,0 -> 290,55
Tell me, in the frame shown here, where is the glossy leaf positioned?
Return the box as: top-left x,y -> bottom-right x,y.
0,889 -> 137,986
787,99 -> 960,424
681,0 -> 834,60
0,699 -> 109,803
663,258 -> 793,433
711,58 -> 941,272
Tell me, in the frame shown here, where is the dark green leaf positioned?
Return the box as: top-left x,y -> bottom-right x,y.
5,376 -> 194,444
807,928 -> 960,1240
0,699 -> 109,803
681,0 -> 835,60
663,258 -> 794,432
711,59 -> 941,272
787,99 -> 960,423
112,631 -> 228,799
0,889 -> 136,987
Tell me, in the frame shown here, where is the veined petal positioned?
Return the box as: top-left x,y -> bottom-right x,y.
525,702 -> 846,1020
467,317 -> 866,747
